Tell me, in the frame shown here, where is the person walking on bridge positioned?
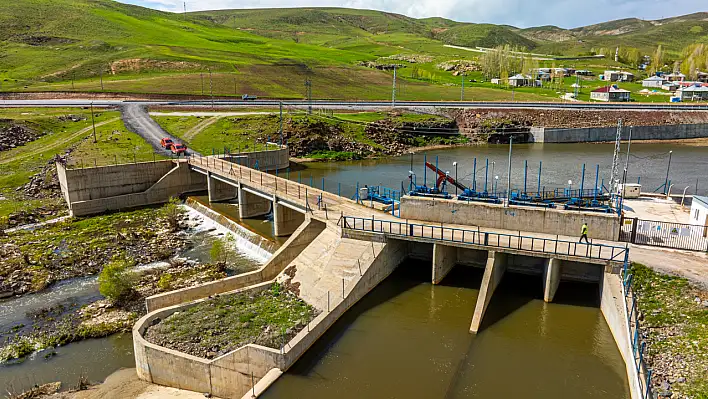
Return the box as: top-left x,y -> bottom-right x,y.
579,222 -> 589,244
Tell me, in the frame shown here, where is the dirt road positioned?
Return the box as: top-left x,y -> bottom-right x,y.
121,104 -> 200,156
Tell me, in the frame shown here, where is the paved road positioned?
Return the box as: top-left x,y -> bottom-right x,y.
2,98 -> 708,111
121,103 -> 199,156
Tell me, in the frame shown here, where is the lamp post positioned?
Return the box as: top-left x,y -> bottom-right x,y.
664,150 -> 673,194
452,161 -> 458,194
494,176 -> 499,197
409,171 -> 416,192
568,180 -> 573,196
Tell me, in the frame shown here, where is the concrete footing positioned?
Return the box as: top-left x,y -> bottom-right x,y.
273,201 -> 306,237
469,251 -> 507,334
542,258 -> 562,302
207,172 -> 237,202
238,183 -> 271,219
432,243 -> 457,284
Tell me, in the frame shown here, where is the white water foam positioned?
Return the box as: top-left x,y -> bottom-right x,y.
180,205 -> 272,264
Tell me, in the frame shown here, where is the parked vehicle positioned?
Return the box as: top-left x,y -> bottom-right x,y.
242,94 -> 257,101
160,138 -> 174,149
171,143 -> 187,155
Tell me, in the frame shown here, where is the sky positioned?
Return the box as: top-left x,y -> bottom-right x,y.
117,0 -> 706,28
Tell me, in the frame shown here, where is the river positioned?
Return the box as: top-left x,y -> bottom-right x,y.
261,261 -> 630,398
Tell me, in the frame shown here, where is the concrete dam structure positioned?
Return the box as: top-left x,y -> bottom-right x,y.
57,151 -> 644,399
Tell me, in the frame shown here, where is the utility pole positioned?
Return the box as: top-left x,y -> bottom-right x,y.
99,67 -> 104,91
574,73 -> 580,99
664,151 -> 673,195
392,66 -> 397,107
90,102 -> 97,143
305,78 -> 312,115
506,137 -> 513,207
183,1 -> 187,19
460,73 -> 465,101
200,73 -> 204,96
279,101 -> 283,146
208,68 -> 214,108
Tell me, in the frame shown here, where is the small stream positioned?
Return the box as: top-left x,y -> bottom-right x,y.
0,202 -> 273,393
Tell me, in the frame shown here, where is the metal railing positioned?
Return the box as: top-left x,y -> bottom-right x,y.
341,216 -> 628,262
620,217 -> 708,252
622,269 -> 653,399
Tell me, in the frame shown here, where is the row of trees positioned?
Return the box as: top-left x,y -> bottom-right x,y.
478,45 -> 539,80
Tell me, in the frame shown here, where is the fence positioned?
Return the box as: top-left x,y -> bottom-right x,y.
620,217 -> 708,252
621,268 -> 653,399
341,216 -> 628,262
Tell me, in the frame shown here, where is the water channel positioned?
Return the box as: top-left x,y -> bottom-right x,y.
1,141 -> 705,394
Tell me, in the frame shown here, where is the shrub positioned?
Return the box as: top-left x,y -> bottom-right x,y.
157,273 -> 174,290
98,258 -> 137,303
210,236 -> 235,265
161,197 -> 182,232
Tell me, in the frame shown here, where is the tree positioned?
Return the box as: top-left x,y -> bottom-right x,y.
98,258 -> 137,304
650,45 -> 664,74
210,237 -> 235,265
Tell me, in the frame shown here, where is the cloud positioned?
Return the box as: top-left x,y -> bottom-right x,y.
119,0 -> 706,28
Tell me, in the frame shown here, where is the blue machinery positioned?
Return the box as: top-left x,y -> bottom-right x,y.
406,156 -> 613,212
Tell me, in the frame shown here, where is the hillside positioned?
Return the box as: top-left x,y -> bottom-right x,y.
0,1 -> 706,101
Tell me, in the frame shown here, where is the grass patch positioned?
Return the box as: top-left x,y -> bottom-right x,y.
631,262 -> 708,398
307,150 -> 360,161
144,283 -> 316,359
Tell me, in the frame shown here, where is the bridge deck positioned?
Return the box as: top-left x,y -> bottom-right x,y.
189,156 -> 628,266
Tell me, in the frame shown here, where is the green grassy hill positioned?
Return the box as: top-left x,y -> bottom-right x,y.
0,1 -> 706,101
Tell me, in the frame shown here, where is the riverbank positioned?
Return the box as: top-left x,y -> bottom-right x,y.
631,263 -> 708,398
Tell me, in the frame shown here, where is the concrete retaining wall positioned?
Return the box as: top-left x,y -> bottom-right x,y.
532,123 -> 708,143
145,217 -> 326,312
224,146 -> 289,171
60,160 -> 207,216
134,282 -> 277,398
600,273 -> 643,399
400,196 -> 620,241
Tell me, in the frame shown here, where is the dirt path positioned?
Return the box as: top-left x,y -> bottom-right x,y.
49,368 -> 219,399
0,118 -> 119,165
182,116 -> 220,141
630,245 -> 708,289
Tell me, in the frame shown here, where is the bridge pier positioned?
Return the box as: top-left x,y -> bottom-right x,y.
207,172 -> 237,202
238,183 -> 271,219
273,199 -> 306,237
469,251 -> 507,334
542,258 -> 562,302
432,243 -> 457,284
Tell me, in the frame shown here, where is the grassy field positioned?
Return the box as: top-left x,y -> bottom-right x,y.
0,107 -> 161,221
1,0 -> 702,103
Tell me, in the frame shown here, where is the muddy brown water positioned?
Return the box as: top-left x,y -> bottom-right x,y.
261,262 -> 630,398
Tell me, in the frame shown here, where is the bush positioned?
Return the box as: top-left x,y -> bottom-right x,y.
161,197 -> 182,232
98,258 -> 137,303
157,273 -> 174,290
210,237 -> 230,265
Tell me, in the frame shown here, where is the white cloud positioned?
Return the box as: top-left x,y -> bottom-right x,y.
120,0 -> 706,28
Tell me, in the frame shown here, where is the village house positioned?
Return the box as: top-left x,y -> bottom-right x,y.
642,75 -> 666,88
662,81 -> 680,91
675,85 -> 708,101
508,74 -> 534,87
590,85 -> 631,102
603,71 -> 634,82
665,72 -> 686,82
697,71 -> 708,83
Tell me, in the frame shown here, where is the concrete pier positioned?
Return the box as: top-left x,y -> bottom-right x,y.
469,251 -> 507,334
207,172 -> 237,202
273,200 -> 306,237
238,183 -> 271,219
543,258 -> 562,302
432,243 -> 457,284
